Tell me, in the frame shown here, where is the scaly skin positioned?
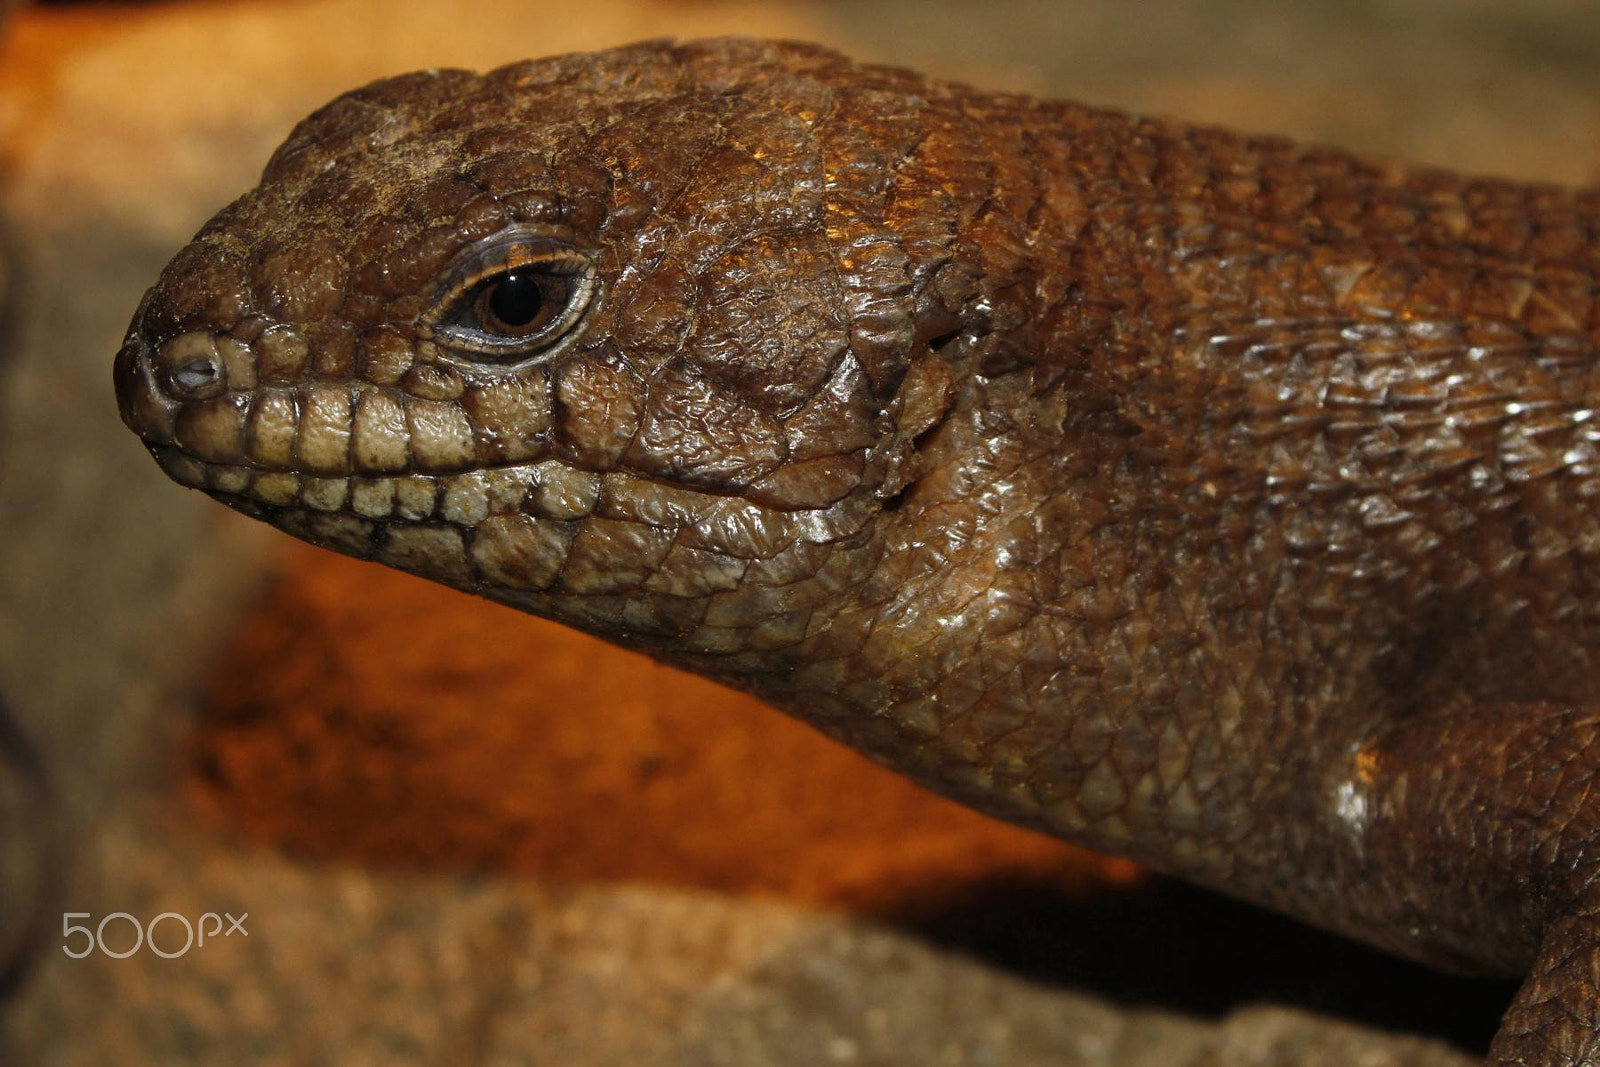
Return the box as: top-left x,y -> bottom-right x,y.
113,39 -> 1600,1064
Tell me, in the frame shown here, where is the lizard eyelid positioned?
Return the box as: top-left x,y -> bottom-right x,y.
419,230 -> 597,363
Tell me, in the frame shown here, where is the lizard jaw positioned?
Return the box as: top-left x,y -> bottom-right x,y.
147,441 -> 875,607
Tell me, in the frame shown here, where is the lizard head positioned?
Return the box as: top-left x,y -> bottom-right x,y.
113,39 -> 970,666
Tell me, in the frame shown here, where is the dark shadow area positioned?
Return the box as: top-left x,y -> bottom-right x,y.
893,874 -> 1511,1055
0,692 -> 57,1004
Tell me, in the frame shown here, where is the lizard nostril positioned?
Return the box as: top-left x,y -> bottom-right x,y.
153,331 -> 229,401
172,359 -> 219,392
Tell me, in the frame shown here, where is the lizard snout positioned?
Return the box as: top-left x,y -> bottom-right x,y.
112,328 -> 175,442
114,327 -> 257,464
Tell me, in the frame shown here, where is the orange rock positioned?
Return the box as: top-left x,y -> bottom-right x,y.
185,541 -> 1138,915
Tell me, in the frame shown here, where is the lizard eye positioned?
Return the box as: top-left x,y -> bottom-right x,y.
421,231 -> 596,362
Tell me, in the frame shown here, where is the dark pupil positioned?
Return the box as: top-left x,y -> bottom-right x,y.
486,272 -> 546,328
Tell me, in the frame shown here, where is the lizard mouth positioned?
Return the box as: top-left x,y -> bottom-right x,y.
146,442 -> 876,601
147,442 -> 602,531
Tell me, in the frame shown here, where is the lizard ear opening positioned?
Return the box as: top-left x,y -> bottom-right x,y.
419,229 -> 597,364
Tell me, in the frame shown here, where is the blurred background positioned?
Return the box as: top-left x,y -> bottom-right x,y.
0,1 -> 1596,1063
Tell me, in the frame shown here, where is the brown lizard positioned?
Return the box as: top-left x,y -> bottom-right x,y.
112,38 -> 1600,1065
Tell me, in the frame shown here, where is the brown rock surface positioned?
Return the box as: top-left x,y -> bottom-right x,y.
4,806 -> 1479,1067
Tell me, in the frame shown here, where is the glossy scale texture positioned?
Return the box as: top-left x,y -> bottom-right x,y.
113,39 -> 1600,1065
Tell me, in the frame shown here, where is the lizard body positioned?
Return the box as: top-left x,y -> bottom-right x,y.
113,39 -> 1600,1064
